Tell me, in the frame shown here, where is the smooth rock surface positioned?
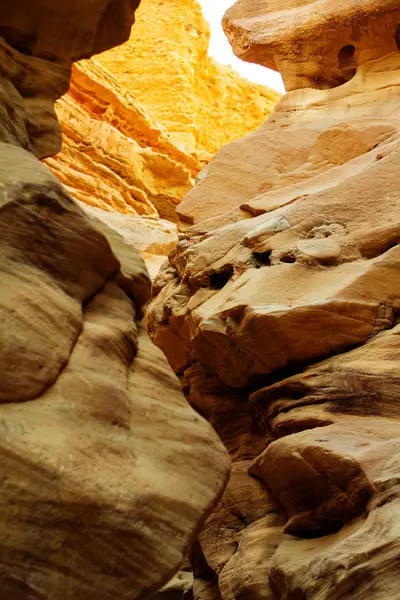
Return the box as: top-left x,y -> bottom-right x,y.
81,201 -> 178,279
0,0 -> 141,60
0,145 -> 230,599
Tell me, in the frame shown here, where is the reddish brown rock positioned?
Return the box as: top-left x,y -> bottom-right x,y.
0,0 -> 141,60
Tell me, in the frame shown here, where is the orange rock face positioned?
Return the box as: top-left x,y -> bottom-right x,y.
98,0 -> 280,157
45,0 -> 281,277
44,57 -> 195,275
45,60 -> 198,221
148,2 -> 400,598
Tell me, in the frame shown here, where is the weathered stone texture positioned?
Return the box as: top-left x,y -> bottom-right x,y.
98,0 -> 280,157
0,1 -> 231,597
148,2 -> 400,597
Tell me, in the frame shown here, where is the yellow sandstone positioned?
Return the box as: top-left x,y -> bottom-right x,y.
98,0 -> 280,157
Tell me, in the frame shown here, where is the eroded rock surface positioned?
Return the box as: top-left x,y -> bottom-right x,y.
223,0 -> 400,91
0,1 -> 230,598
44,0 -> 281,278
148,4 -> 400,598
98,0 -> 280,157
45,60 -> 199,220
44,58 -> 190,274
0,0 -> 141,158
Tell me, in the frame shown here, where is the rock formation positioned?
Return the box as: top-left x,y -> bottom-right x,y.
148,1 -> 400,598
45,59 -> 200,220
44,57 -> 194,275
98,0 -> 280,157
223,0 -> 400,92
44,0 -> 280,277
0,1 -> 230,598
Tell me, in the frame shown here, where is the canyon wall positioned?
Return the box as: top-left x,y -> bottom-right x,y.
148,1 -> 400,598
44,0 -> 280,275
0,1 -> 230,598
98,0 -> 280,157
44,57 -> 196,277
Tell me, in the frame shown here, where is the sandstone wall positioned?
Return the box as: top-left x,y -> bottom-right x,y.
148,1 -> 400,598
98,0 -> 280,157
44,0 -> 280,278
0,1 -> 231,598
45,59 -> 200,220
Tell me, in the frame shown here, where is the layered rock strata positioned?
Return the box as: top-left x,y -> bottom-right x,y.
98,0 -> 281,157
45,59 -> 199,221
45,0 -> 281,277
44,57 -> 191,274
148,2 -> 400,597
0,1 -> 230,598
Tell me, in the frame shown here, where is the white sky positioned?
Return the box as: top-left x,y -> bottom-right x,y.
198,0 -> 285,93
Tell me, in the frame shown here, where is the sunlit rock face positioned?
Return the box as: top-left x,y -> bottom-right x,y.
45,60 -> 199,220
43,57 -> 193,274
148,1 -> 400,597
98,0 -> 281,158
43,0 -> 281,279
0,1 -> 231,598
223,0 -> 400,91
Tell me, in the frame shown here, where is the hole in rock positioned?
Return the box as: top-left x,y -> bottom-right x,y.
338,45 -> 356,68
280,253 -> 296,264
338,44 -> 357,81
209,266 -> 234,290
253,251 -> 271,268
395,25 -> 400,50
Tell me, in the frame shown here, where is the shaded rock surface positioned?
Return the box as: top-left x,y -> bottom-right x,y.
148,2 -> 400,597
0,1 -> 231,598
82,201 -> 178,279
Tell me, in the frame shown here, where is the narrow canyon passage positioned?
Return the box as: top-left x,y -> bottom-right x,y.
0,0 -> 399,599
